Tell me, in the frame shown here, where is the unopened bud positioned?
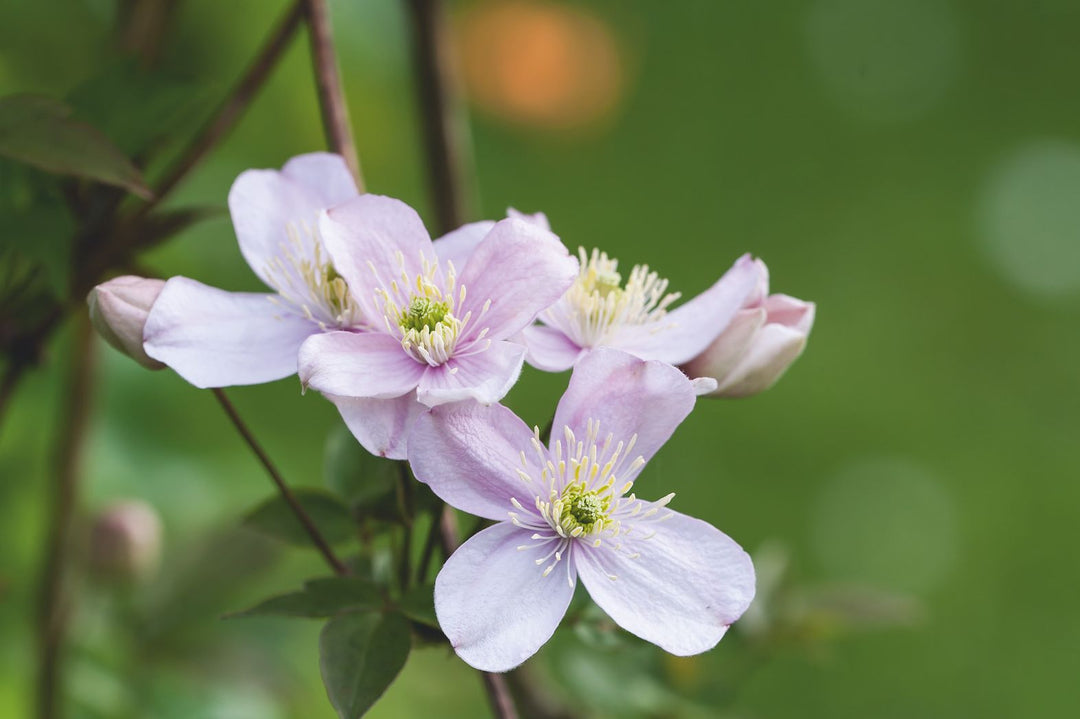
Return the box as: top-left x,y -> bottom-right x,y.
684,259 -> 815,398
88,500 -> 163,581
88,276 -> 166,369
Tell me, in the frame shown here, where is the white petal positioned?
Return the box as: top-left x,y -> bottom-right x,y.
228,153 -> 357,286
326,392 -> 424,461
435,523 -> 576,672
520,325 -> 583,372
575,510 -> 755,655
298,331 -> 425,399
408,402 -> 539,521
551,348 -> 697,471
415,340 -> 525,406
432,220 -> 495,270
143,277 -> 316,388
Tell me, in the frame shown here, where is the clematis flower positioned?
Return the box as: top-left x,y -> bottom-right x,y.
408,348 -> 755,672
682,259 -> 815,398
298,195 -> 578,460
88,275 -> 166,369
520,239 -> 765,374
143,153 -> 361,388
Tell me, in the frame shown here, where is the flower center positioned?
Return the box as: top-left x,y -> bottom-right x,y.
542,247 -> 682,347
374,252 -> 492,366
400,297 -> 451,333
505,420 -> 677,585
561,483 -> 610,534
265,222 -> 362,330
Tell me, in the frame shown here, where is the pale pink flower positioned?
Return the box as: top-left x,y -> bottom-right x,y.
519,235 -> 764,374
683,259 -> 815,397
298,195 -> 578,460
143,153 -> 361,387
409,348 -> 755,672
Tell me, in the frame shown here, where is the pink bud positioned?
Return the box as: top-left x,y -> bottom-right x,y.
88,500 -> 164,581
87,276 -> 166,369
683,259 -> 815,398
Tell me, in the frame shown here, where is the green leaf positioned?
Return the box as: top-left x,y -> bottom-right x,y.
397,583 -> 438,628
226,576 -> 383,619
0,94 -> 151,198
324,423 -> 399,512
243,489 -> 354,547
66,60 -> 213,158
0,162 -> 74,298
320,611 -> 411,718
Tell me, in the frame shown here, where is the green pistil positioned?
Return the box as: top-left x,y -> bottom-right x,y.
400,297 -> 450,332
562,483 -> 609,534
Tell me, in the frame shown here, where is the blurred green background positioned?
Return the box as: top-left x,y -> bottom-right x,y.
3,0 -> 1080,716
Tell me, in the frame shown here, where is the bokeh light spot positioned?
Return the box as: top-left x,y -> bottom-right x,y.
456,0 -> 625,130
805,0 -> 963,123
812,457 -> 958,594
977,140 -> 1080,301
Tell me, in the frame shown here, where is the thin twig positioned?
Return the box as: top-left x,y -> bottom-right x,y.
303,0 -> 363,188
148,1 -> 306,208
414,510 -> 443,584
211,388 -> 348,576
35,316 -> 97,719
405,0 -> 470,232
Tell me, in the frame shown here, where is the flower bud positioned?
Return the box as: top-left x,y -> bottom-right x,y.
87,276 -> 166,369
683,259 -> 815,398
88,500 -> 164,581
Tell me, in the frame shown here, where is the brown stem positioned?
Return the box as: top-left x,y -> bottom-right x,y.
148,1 -> 306,208
303,0 -> 363,188
35,316 -> 97,719
210,388 -> 348,576
405,0 -> 470,233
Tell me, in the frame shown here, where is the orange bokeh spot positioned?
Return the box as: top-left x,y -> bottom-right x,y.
456,0 -> 625,130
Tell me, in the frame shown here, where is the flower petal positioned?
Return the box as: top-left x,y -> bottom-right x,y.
575,510 -> 755,655
506,208 -> 551,231
713,321 -> 812,397
416,340 -> 526,406
681,307 -> 767,384
298,331 -> 424,398
143,277 -> 316,388
457,218 -> 578,341
280,152 -> 358,207
409,401 -> 539,521
519,325 -> 583,372
432,220 -> 495,271
617,254 -> 762,364
319,194 -> 436,321
325,392 -> 423,460
228,153 -> 357,286
551,348 -> 697,470
435,522 -> 576,672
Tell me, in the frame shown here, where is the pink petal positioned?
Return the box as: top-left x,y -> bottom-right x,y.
228,153 -> 357,286
416,340 -> 526,406
318,195 -> 437,321
456,218 -> 578,342
506,208 -> 552,231
326,393 -> 423,461
280,153 -> 358,206
143,277 -> 316,388
409,402 -> 539,521
575,510 -> 755,655
520,325 -> 583,372
713,321 -> 812,398
617,254 -> 762,365
432,220 -> 495,271
435,523 -> 576,672
298,331 -> 424,398
551,348 -> 697,471
764,294 -> 816,332
681,307 -> 767,385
